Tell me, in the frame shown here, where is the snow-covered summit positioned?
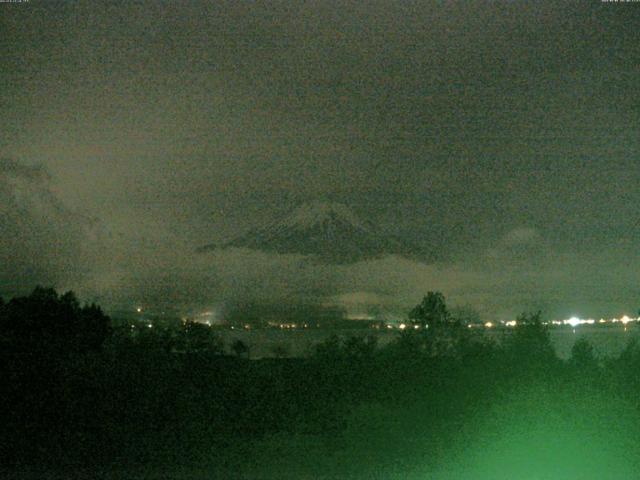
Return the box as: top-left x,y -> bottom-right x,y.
275,201 -> 370,232
199,201 -> 424,264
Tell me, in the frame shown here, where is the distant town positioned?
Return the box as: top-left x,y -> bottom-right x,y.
116,306 -> 640,332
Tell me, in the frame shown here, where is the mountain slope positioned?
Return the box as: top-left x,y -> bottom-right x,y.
199,202 -> 425,264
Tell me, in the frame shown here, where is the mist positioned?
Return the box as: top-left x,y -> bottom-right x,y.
4,157 -> 639,322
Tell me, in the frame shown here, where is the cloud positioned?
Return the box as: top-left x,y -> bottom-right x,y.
0,158 -> 99,296
502,227 -> 539,247
483,227 -> 546,265
3,158 -> 639,323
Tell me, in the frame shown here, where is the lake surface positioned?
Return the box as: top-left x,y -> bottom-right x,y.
548,324 -> 640,359
216,323 -> 640,360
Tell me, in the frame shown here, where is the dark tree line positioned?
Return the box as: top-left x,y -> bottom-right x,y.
3,288 -> 640,478
0,286 -> 111,355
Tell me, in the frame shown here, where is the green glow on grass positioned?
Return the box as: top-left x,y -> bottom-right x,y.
427,385 -> 640,480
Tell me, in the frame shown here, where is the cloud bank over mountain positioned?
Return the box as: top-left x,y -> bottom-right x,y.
200,201 -> 429,264
2,159 -> 640,321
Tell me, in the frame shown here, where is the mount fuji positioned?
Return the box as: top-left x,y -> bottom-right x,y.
199,202 -> 426,264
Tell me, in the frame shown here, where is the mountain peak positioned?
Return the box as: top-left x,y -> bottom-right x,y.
199,202 -> 426,264
278,201 -> 369,231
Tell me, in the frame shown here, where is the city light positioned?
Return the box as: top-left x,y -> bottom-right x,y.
549,315 -> 640,329
465,315 -> 640,330
566,317 -> 581,328
160,312 -> 640,332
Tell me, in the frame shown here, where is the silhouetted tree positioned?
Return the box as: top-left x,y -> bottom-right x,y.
505,311 -> 557,369
135,324 -> 175,353
390,328 -> 428,358
231,339 -> 249,358
343,335 -> 378,360
314,334 -> 343,360
404,292 -> 467,357
408,292 -> 448,330
618,338 -> 640,364
270,342 -> 290,359
78,302 -> 113,351
569,337 -> 598,371
611,338 -> 640,395
0,286 -> 111,354
180,321 -> 224,354
449,304 -> 482,326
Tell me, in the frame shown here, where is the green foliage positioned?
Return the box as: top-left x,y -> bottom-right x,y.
389,328 -> 429,358
231,338 -> 249,357
4,293 -> 640,478
618,337 -> 640,364
504,311 -> 557,370
313,334 -> 379,362
569,337 -> 598,371
400,292 -> 471,358
313,334 -> 343,360
343,335 -> 378,360
179,321 -> 224,354
449,304 -> 482,325
608,338 -> 640,396
134,324 -> 175,353
270,342 -> 290,358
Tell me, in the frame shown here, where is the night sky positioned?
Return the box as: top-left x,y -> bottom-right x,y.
2,1 -> 640,320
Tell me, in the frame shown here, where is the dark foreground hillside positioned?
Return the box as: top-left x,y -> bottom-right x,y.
2,290 -> 640,479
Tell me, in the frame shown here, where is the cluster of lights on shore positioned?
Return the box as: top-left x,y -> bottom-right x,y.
393,315 -> 640,331
135,305 -> 638,331
474,315 -> 639,330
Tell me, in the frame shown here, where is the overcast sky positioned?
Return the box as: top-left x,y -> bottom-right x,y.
1,1 -> 640,319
